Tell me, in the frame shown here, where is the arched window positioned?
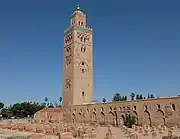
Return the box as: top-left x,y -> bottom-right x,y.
81,46 -> 86,53
84,38 -> 86,43
80,37 -> 83,42
172,104 -> 176,111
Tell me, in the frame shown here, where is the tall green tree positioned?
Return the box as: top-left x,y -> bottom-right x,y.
139,94 -> 143,99
45,97 -> 48,102
0,102 -> 4,109
124,96 -> 127,101
124,114 -> 136,128
136,94 -> 139,100
112,93 -> 121,102
130,92 -> 135,100
59,97 -> 62,104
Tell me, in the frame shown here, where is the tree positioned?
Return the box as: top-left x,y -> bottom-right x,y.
136,94 -> 139,100
122,96 -> 125,101
150,94 -> 155,98
45,97 -> 48,103
124,96 -> 127,101
48,103 -> 54,108
0,101 -> 45,119
139,94 -> 143,99
112,93 -> 121,102
147,94 -> 150,99
124,114 -> 136,128
44,97 -> 48,107
130,92 -> 135,100
59,97 -> 62,104
0,102 -> 4,109
102,98 -> 106,103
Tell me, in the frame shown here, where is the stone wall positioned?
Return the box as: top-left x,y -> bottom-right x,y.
34,108 -> 66,124
70,96 -> 180,127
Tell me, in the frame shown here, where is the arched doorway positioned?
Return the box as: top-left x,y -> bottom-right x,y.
72,113 -> 75,123
78,113 -> 82,122
85,109 -> 90,123
100,112 -> 105,125
108,112 -> 115,126
91,112 -> 96,122
114,109 -> 118,126
143,111 -> 151,126
156,110 -> 165,125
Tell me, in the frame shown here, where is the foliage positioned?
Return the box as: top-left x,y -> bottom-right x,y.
136,94 -> 139,100
0,102 -> 4,109
122,96 -> 127,101
150,94 -> 155,98
112,92 -> 156,102
48,103 -> 54,108
139,94 -> 143,99
130,93 -> 135,100
112,93 -> 127,102
124,114 -> 136,128
113,93 -> 121,102
148,93 -> 155,98
45,97 -> 48,102
59,97 -> 62,103
102,98 -> 106,103
58,97 -> 62,107
0,102 -> 45,119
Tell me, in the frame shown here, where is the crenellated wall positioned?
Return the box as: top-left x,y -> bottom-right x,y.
69,96 -> 180,127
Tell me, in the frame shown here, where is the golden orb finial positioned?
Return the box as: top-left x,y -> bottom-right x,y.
76,4 -> 80,10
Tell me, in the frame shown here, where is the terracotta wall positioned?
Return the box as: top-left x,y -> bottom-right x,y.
70,96 -> 180,126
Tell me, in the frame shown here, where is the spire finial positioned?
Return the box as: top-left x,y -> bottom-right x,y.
76,4 -> 80,10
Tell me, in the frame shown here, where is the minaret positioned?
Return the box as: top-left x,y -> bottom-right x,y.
62,5 -> 93,108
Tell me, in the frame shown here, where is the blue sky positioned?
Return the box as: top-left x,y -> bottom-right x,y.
0,0 -> 180,106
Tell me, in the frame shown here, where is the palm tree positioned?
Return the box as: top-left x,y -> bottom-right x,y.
44,97 -> 48,107
59,97 -> 62,104
102,98 -> 106,103
45,97 -> 48,102
124,96 -> 127,101
130,92 -> 135,100
58,96 -> 63,107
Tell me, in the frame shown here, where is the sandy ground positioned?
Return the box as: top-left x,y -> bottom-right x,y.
0,126 -> 179,139
1,119 -> 180,139
89,126 -> 180,139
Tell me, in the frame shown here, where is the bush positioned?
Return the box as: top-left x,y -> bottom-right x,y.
124,114 -> 136,128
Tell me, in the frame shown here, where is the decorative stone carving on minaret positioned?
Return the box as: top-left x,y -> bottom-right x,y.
62,5 -> 93,108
